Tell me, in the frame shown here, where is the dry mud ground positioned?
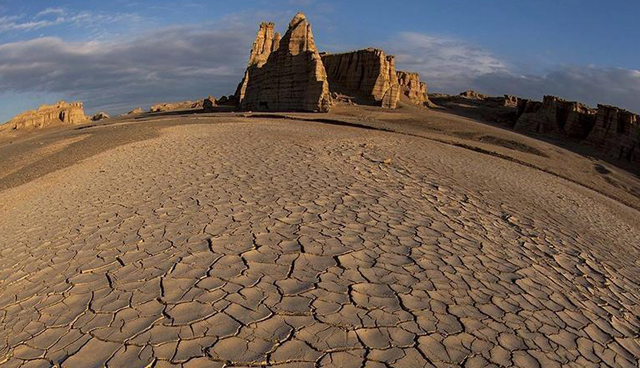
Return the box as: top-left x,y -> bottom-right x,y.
0,105 -> 639,367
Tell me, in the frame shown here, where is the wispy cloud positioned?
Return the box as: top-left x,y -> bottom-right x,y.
0,7 -> 142,34
0,24 -> 255,116
35,7 -> 66,18
0,15 -> 64,32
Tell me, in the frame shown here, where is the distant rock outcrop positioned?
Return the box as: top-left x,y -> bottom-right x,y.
460,90 -> 487,100
514,96 -> 597,138
429,93 -> 519,126
502,95 -> 519,108
150,101 -> 200,113
512,95 -> 640,163
4,101 -> 87,131
397,71 -> 433,107
92,112 -> 110,121
587,105 -> 640,162
236,13 -> 332,112
321,48 -> 400,109
126,108 -> 144,115
203,96 -> 216,112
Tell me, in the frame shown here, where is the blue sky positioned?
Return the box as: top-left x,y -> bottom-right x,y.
1,0 -> 639,121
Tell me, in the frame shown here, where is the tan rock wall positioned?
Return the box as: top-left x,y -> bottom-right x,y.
587,105 -> 640,163
397,71 -> 433,107
460,90 -> 487,99
514,95 -> 596,138
4,101 -> 87,131
236,13 -> 331,112
321,48 -> 400,109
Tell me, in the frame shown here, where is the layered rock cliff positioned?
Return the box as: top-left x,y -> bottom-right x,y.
236,13 -> 332,112
321,48 -> 400,109
396,71 -> 434,107
587,105 -> 640,163
3,101 -> 87,131
150,100 -> 201,113
514,96 -> 596,138
512,96 -> 639,164
460,90 -> 487,100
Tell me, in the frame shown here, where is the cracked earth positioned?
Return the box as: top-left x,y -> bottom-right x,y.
1,118 -> 639,367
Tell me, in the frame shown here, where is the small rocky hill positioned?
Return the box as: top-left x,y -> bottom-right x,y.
1,101 -> 87,132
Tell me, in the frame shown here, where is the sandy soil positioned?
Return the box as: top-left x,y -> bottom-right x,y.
0,105 -> 639,367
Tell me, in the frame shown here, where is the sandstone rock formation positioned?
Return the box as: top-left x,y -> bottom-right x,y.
460,90 -> 487,99
396,71 -> 434,107
502,95 -> 519,107
514,96 -> 596,138
4,101 -> 87,131
203,96 -> 216,112
91,112 -> 110,121
150,101 -> 200,113
512,96 -> 639,163
127,108 -> 144,115
236,13 -> 332,112
587,105 -> 640,162
516,99 -> 542,116
321,48 -> 400,109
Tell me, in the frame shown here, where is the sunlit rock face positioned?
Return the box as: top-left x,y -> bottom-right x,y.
321,48 -> 401,109
236,13 -> 332,112
4,101 -> 87,131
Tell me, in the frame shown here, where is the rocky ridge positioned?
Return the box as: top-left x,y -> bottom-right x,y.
431,91 -> 640,165
150,101 -> 202,113
126,108 -> 144,115
514,97 -> 640,163
460,90 -> 487,99
515,96 -> 597,138
2,101 -> 87,131
587,105 -> 639,162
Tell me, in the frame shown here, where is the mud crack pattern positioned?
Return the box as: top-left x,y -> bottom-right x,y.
1,120 -> 639,367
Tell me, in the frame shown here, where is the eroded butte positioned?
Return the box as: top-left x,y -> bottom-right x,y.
0,105 -> 639,368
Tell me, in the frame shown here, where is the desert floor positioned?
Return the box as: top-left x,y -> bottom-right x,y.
1,104 -> 639,367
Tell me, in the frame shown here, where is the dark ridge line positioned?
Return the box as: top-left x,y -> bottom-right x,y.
75,124 -> 98,130
246,113 -> 640,213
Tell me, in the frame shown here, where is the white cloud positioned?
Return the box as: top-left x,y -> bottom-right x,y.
387,31 -> 640,113
0,15 -> 63,32
0,7 -> 141,34
0,24 -> 255,116
388,32 -> 508,92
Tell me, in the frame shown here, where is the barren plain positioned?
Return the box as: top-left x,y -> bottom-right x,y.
1,103 -> 639,367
